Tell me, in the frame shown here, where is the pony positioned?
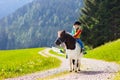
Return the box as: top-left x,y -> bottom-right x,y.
55,30 -> 83,72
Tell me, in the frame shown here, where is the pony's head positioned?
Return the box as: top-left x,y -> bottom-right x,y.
55,30 -> 76,50
55,30 -> 66,45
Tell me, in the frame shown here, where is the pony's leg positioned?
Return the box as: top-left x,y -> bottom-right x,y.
72,59 -> 75,71
77,52 -> 83,71
77,59 -> 81,71
69,58 -> 72,72
74,59 -> 78,72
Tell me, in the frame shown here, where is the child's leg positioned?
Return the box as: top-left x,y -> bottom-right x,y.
76,39 -> 84,49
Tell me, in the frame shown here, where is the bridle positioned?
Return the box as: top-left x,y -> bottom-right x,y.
57,37 -> 66,44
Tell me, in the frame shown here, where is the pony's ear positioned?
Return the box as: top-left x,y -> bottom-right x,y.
63,30 -> 66,34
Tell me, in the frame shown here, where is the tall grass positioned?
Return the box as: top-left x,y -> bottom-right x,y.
0,48 -> 61,79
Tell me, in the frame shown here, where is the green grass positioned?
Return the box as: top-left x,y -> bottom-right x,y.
0,48 -> 61,79
114,72 -> 120,80
49,50 -> 66,58
85,39 -> 120,80
85,39 -> 120,63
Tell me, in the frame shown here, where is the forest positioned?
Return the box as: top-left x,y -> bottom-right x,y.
80,0 -> 120,48
0,0 -> 83,49
0,0 -> 119,49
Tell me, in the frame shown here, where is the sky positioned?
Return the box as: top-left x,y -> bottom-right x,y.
0,0 -> 33,19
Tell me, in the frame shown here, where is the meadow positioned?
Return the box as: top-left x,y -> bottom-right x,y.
85,39 -> 120,63
0,48 -> 61,79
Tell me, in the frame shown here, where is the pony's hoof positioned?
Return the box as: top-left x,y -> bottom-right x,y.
78,69 -> 80,71
75,70 -> 77,72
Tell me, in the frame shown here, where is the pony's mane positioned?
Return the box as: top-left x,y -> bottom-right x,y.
66,32 -> 73,37
64,32 -> 76,50
65,32 -> 76,40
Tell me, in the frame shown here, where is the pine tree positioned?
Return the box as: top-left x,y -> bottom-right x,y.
80,0 -> 120,48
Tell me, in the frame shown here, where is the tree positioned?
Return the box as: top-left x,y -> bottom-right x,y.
80,0 -> 120,48
0,27 -> 8,49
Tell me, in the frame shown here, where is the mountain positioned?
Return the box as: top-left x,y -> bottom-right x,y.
0,0 -> 33,19
0,0 -> 83,49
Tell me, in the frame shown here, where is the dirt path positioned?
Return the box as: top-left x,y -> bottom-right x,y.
6,48 -> 120,80
53,58 -> 120,80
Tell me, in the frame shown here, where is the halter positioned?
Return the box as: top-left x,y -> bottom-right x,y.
57,38 -> 63,44
57,38 -> 66,44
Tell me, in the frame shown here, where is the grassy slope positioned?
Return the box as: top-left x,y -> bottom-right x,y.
0,48 -> 61,79
85,39 -> 120,80
85,39 -> 120,63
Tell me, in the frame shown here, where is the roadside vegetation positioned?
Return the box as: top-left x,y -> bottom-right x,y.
0,48 -> 61,79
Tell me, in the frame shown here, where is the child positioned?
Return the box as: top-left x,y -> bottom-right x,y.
71,21 -> 86,54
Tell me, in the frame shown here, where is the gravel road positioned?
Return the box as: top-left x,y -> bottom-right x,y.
6,48 -> 120,80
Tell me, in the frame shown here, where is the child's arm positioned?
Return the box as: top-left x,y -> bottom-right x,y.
73,29 -> 82,38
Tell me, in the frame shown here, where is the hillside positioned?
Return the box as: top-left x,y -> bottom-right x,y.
85,39 -> 120,63
0,0 -> 83,50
